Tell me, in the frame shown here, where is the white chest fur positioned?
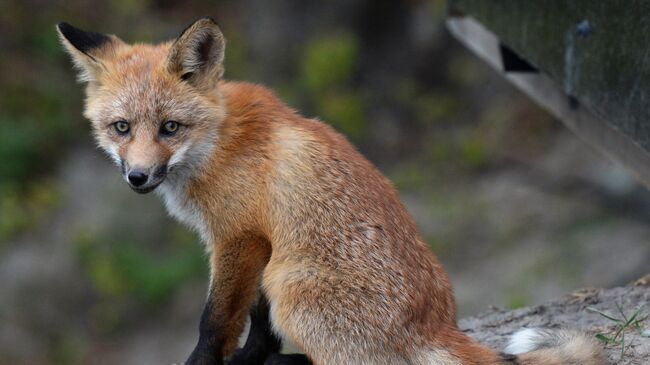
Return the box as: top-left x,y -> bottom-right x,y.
157,180 -> 210,244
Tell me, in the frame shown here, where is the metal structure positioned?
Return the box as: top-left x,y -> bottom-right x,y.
447,1 -> 650,188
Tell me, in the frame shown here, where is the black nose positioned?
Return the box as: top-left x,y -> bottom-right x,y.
128,171 -> 148,186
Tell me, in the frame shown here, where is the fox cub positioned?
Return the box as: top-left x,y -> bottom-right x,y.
58,18 -> 606,365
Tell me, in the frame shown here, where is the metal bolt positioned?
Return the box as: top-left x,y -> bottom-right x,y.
576,19 -> 592,38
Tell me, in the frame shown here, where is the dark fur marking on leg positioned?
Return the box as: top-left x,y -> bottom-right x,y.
227,294 -> 283,365
186,300 -> 225,365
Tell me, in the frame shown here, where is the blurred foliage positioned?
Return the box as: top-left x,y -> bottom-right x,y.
505,292 -> 529,310
458,133 -> 489,169
412,92 -> 461,126
301,34 -> 359,92
50,335 -> 86,365
391,162 -> 429,190
222,23 -> 256,81
0,181 -> 60,242
318,93 -> 365,138
299,34 -> 366,138
0,0 -> 85,241
73,226 -> 207,332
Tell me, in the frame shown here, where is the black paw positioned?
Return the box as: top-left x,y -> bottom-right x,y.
185,347 -> 223,365
263,354 -> 312,365
226,347 -> 267,365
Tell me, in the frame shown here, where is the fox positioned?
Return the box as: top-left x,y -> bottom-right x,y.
57,17 -> 606,365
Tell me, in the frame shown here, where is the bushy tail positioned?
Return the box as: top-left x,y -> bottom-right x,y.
500,328 -> 607,365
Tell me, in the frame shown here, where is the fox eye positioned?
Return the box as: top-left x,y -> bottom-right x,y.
160,120 -> 180,136
113,120 -> 130,135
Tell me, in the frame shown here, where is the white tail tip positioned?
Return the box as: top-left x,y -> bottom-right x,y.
505,328 -> 542,354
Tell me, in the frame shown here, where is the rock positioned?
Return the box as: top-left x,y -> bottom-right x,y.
460,278 -> 650,364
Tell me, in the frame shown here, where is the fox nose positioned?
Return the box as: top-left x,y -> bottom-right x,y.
127,171 -> 148,186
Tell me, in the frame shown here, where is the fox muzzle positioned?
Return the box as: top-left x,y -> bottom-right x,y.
122,161 -> 168,194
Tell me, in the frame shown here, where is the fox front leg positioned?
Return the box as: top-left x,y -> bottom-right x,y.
185,235 -> 272,365
185,299 -> 226,365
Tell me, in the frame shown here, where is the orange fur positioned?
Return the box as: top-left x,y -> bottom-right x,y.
58,19 -> 606,365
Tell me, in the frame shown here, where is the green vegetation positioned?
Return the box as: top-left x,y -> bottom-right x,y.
75,228 -> 206,303
505,292 -> 529,310
413,92 -> 461,126
0,21 -> 84,241
299,34 -> 365,138
0,52 -> 83,182
318,93 -> 365,138
458,133 -> 489,169
49,334 -> 86,365
223,23 -> 255,81
588,304 -> 648,360
301,34 -> 359,92
0,181 -> 60,242
391,162 -> 429,190
73,227 -> 206,332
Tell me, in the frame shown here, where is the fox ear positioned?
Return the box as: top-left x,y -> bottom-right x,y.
167,17 -> 225,89
57,22 -> 123,82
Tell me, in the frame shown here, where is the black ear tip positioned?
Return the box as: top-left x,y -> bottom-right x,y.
57,22 -> 70,32
57,22 -> 83,38
56,22 -> 111,54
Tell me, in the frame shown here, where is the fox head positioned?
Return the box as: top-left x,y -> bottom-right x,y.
57,18 -> 226,193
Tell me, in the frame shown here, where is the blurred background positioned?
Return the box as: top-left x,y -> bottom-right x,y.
1,1 -> 649,364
